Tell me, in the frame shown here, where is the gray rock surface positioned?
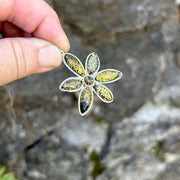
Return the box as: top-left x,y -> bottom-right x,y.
22,135 -> 88,180
0,0 -> 180,180
97,102 -> 180,180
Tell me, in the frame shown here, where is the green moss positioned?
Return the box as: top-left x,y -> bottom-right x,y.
93,118 -> 104,124
82,146 -> 88,154
0,167 -> 17,180
90,150 -> 106,179
150,141 -> 165,162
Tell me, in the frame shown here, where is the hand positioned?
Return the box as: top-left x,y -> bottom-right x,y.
0,0 -> 70,86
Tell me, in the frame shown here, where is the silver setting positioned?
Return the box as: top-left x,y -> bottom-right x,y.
95,69 -> 123,84
62,52 -> 85,78
85,52 -> 100,75
78,86 -> 94,116
93,83 -> 114,103
59,52 -> 123,116
59,77 -> 83,92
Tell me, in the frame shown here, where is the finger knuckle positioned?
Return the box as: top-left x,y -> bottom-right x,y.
9,39 -> 27,79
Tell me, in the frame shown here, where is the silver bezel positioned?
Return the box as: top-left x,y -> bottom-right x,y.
93,83 -> 114,103
85,52 -> 100,75
95,69 -> 123,84
59,52 -> 123,116
78,86 -> 94,116
62,52 -> 86,78
59,77 -> 83,92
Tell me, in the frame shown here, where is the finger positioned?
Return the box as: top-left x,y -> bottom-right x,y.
0,0 -> 70,52
22,32 -> 33,37
0,37 -> 62,86
2,21 -> 22,37
2,22 -> 33,37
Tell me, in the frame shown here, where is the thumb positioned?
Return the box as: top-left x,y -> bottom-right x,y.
0,38 -> 62,86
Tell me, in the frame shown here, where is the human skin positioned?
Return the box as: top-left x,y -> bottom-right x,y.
0,0 -> 70,86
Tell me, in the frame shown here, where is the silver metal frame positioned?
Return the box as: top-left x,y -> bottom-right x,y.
95,69 -> 123,84
93,83 -> 114,103
78,86 -> 94,116
59,52 -> 123,116
85,52 -> 100,75
59,77 -> 83,92
62,52 -> 85,78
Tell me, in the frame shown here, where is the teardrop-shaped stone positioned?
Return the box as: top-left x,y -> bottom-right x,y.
95,69 -> 122,83
93,84 -> 113,102
64,54 -> 85,77
60,78 -> 83,92
79,87 -> 93,115
86,53 -> 100,75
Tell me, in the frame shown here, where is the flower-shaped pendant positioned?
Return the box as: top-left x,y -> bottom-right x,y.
59,52 -> 123,116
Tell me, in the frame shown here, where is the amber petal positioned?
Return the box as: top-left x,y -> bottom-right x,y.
63,53 -> 85,77
85,52 -> 100,75
59,77 -> 83,92
95,69 -> 123,84
78,87 -> 93,116
93,84 -> 113,103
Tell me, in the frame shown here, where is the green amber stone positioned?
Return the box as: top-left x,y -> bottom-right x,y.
64,54 -> 85,77
93,84 -> 113,102
95,70 -> 121,83
61,78 -> 82,91
84,76 -> 94,86
86,53 -> 99,74
80,87 -> 92,114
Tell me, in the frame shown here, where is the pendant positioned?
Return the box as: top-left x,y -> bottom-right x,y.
59,52 -> 123,116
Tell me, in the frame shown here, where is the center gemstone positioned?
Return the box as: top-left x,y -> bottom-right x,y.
84,76 -> 94,86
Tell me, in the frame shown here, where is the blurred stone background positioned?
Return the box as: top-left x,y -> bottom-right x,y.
0,0 -> 180,179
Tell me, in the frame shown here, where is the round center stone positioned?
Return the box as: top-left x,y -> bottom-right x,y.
84,76 -> 94,86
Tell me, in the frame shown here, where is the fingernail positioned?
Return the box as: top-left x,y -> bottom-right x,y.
38,45 -> 62,67
57,34 -> 70,52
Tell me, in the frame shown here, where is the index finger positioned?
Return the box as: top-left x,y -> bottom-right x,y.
0,0 -> 70,52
